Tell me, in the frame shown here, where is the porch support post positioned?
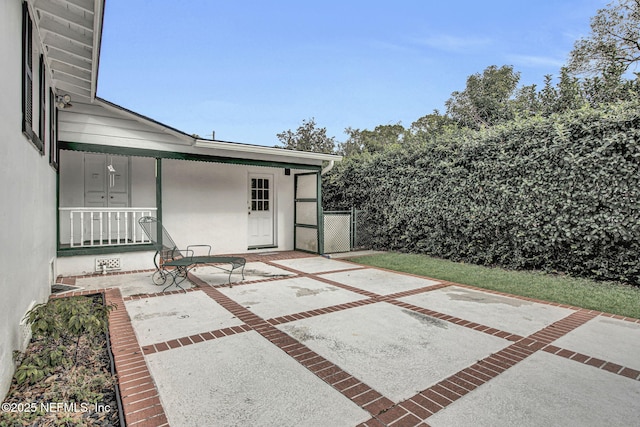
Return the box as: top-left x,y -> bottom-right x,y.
317,171 -> 324,255
156,157 -> 162,247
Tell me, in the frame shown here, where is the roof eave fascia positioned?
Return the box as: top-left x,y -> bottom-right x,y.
193,139 -> 343,163
90,0 -> 105,101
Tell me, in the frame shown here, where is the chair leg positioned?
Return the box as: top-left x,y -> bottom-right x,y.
169,266 -> 188,293
227,261 -> 246,288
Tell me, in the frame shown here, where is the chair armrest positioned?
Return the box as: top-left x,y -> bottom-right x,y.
187,245 -> 212,256
182,249 -> 195,260
165,248 -> 195,261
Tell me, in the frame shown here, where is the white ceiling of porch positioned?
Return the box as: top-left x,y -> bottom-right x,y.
31,0 -> 103,100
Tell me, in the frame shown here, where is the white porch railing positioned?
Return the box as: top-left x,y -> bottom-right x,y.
59,207 -> 157,248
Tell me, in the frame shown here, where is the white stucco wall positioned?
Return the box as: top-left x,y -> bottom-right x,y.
0,0 -> 57,399
162,159 -> 298,254
56,251 -> 157,277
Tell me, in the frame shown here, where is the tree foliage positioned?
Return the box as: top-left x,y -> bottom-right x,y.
408,110 -> 460,140
338,123 -> 405,156
276,118 -> 336,154
568,0 -> 640,76
445,65 -> 521,129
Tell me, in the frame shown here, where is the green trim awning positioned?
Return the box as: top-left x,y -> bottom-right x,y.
59,141 -> 322,171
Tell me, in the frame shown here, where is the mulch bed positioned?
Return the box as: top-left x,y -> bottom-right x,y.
0,295 -> 120,427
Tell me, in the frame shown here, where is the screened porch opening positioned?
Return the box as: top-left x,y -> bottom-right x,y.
58,149 -> 157,249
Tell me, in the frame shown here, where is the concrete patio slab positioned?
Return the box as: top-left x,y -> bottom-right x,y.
125,291 -> 243,346
277,302 -> 510,403
553,316 -> 640,371
103,254 -> 640,427
145,331 -> 370,427
218,276 -> 368,319
271,257 -> 361,274
74,271 -> 194,296
399,286 -> 575,336
320,268 -> 440,296
192,262 -> 295,286
428,350 -> 640,427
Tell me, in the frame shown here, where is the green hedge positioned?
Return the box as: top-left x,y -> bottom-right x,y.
323,103 -> 640,285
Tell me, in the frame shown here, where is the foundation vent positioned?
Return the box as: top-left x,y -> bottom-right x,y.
95,257 -> 121,272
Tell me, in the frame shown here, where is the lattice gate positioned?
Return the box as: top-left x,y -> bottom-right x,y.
322,208 -> 372,254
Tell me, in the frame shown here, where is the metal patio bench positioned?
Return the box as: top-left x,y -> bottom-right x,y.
138,216 -> 246,291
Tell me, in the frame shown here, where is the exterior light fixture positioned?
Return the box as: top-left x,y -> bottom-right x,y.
56,94 -> 72,109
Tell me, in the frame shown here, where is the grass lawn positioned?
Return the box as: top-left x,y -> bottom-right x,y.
347,252 -> 640,319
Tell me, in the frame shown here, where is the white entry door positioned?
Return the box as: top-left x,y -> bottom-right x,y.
248,173 -> 274,248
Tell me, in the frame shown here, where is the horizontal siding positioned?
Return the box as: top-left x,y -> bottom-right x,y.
59,101 -> 189,146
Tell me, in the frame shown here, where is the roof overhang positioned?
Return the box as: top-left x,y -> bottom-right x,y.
193,139 -> 343,163
91,97 -> 343,165
31,0 -> 103,101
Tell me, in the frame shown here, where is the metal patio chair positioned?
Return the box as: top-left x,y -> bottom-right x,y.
138,216 -> 246,291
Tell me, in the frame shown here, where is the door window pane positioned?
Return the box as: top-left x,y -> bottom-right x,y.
250,178 -> 271,211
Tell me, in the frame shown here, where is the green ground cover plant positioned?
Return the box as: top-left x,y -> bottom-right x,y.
350,252 -> 640,319
0,295 -> 119,427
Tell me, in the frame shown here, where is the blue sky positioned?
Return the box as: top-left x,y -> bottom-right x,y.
97,0 -> 608,146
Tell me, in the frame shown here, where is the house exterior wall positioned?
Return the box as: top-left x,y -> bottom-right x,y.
55,251 -> 157,277
55,160 -> 301,276
0,0 -> 57,398
55,100 -> 326,277
162,160 -> 298,254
